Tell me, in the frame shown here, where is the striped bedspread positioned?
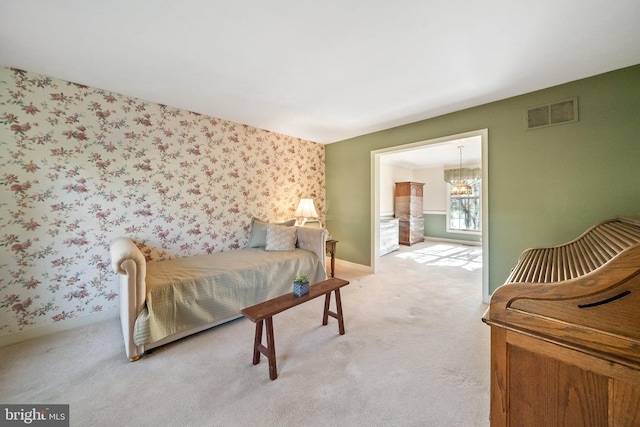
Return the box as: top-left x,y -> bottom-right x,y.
133,247 -> 326,345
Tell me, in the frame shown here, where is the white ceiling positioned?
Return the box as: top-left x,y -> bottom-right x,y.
380,136 -> 481,170
1,1 -> 640,144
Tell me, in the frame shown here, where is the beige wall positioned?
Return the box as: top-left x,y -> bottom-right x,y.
413,167 -> 447,212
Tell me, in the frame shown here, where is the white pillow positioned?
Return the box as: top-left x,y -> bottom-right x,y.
265,224 -> 297,251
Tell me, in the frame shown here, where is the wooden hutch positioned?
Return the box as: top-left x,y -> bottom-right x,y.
394,181 -> 424,246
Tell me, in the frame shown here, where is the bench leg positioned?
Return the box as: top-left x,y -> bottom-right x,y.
322,289 -> 346,335
335,289 -> 345,335
252,320 -> 263,365
252,317 -> 278,380
265,317 -> 277,380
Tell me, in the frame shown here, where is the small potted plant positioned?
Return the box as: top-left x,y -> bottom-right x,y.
293,274 -> 310,297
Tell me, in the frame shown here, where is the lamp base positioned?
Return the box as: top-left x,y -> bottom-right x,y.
299,219 -> 321,228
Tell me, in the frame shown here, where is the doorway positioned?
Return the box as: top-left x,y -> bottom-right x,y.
370,129 -> 490,303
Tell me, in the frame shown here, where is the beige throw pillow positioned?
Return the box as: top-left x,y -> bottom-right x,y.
265,224 -> 297,251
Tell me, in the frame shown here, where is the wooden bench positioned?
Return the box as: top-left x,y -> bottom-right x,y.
241,277 -> 350,380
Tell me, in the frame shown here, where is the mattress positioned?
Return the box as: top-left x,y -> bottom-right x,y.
133,247 -> 325,345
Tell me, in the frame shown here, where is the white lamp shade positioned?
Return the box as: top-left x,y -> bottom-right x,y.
295,198 -> 318,218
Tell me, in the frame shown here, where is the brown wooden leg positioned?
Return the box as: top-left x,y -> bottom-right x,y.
252,320 -> 263,365
330,252 -> 335,277
322,290 -> 346,335
334,288 -> 345,335
265,317 -> 277,380
322,292 -> 331,326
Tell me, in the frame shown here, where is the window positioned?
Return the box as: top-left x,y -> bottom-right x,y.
447,180 -> 481,233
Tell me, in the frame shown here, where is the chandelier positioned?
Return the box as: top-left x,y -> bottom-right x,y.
450,146 -> 473,197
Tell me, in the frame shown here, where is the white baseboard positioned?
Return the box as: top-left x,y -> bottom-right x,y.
0,309 -> 119,348
424,236 -> 482,246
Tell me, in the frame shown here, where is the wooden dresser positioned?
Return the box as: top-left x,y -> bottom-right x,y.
394,181 -> 424,246
482,217 -> 640,426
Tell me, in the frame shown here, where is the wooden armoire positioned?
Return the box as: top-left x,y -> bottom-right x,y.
394,182 -> 424,246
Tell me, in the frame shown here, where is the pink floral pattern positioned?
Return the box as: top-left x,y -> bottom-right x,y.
0,67 -> 325,334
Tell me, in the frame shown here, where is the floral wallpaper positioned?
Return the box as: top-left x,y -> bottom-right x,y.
0,67 -> 325,335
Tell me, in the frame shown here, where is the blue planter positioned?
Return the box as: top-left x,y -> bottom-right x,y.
293,281 -> 310,297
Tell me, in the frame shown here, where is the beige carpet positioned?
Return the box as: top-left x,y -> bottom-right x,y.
0,241 -> 490,426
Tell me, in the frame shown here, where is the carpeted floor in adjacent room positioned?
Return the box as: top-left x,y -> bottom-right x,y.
0,241 -> 490,426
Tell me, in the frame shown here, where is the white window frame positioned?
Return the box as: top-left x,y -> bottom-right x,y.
446,181 -> 482,235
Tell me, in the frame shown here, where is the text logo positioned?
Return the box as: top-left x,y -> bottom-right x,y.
1,405 -> 69,426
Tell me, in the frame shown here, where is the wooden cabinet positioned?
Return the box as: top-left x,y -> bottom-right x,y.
380,218 -> 399,256
487,325 -> 640,426
482,218 -> 640,426
394,182 -> 424,246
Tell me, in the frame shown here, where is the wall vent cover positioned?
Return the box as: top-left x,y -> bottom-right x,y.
526,97 -> 578,130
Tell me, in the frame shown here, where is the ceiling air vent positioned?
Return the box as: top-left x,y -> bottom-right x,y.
526,97 -> 578,130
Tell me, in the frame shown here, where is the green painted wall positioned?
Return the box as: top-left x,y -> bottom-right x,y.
424,214 -> 481,243
325,64 -> 640,294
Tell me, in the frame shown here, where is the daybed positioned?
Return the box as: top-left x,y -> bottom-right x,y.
110,222 -> 328,361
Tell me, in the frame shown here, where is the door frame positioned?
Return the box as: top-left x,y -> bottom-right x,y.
370,128 -> 490,303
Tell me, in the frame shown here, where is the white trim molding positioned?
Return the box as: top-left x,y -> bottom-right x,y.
371,128 -> 490,304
